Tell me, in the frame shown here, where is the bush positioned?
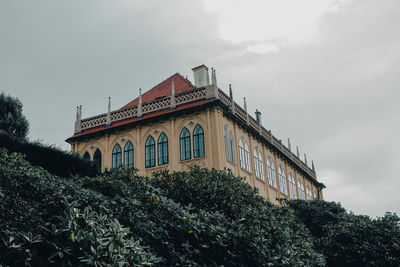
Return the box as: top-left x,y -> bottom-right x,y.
0,92 -> 29,141
284,199 -> 400,266
0,149 -> 324,266
0,133 -> 97,178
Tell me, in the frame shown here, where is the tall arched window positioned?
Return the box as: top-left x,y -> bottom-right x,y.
145,136 -> 155,168
258,152 -> 264,180
238,138 -> 245,168
229,131 -> 235,163
306,185 -> 312,200
193,125 -> 205,158
112,144 -> 122,168
224,128 -> 230,161
180,128 -> 191,160
83,151 -> 90,160
244,142 -> 250,172
298,181 -> 305,200
278,166 -> 287,195
93,149 -> 102,173
266,157 -> 276,188
124,141 -> 134,167
158,133 -> 168,165
253,149 -> 259,177
289,174 -> 297,199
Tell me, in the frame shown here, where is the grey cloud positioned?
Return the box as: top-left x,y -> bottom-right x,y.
1,0 -> 398,217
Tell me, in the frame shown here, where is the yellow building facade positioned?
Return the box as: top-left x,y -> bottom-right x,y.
67,65 -> 324,203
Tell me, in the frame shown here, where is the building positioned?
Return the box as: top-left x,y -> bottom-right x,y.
66,65 -> 324,203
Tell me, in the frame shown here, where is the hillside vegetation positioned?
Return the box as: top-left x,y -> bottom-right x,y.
0,142 -> 399,266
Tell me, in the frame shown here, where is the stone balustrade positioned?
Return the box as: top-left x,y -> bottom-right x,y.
78,85 -> 315,178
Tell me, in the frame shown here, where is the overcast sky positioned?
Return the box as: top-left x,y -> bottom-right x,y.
1,0 -> 399,217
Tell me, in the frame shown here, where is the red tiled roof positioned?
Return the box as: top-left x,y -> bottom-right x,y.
66,73 -> 201,142
67,98 -> 217,142
121,73 -> 196,109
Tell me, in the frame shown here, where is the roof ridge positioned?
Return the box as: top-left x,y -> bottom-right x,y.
120,72 -> 195,109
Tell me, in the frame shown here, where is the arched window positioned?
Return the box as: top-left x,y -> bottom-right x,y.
278,166 -> 287,195
124,141 -> 134,167
93,149 -> 102,173
193,125 -> 205,158
180,128 -> 191,160
258,152 -> 264,180
298,181 -> 305,200
145,136 -> 155,168
253,149 -> 259,177
112,144 -> 122,168
158,133 -> 168,165
266,157 -> 277,188
224,127 -> 230,161
229,131 -> 235,163
306,185 -> 312,200
244,142 -> 250,172
83,151 -> 90,160
289,174 -> 297,199
238,139 -> 245,168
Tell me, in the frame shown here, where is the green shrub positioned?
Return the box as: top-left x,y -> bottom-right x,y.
284,199 -> 400,266
0,133 -> 97,178
0,92 -> 29,141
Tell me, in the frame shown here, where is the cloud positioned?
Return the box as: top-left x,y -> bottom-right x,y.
211,0 -> 400,216
0,0 -> 398,217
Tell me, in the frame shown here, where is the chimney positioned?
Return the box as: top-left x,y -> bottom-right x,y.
255,109 -> 261,124
192,64 -> 210,88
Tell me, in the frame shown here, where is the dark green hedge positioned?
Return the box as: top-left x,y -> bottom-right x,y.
0,132 -> 96,178
1,146 -> 399,266
284,199 -> 400,266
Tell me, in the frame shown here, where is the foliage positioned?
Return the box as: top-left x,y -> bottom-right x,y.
0,132 -> 97,178
284,199 -> 400,266
1,146 -> 399,266
0,92 -> 29,141
150,167 -> 325,266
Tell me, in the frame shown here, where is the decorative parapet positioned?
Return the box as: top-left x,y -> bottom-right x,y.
79,88 -> 206,132
217,88 -> 317,179
76,84 -> 315,179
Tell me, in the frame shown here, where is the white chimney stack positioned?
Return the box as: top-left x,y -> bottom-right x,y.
192,64 -> 210,88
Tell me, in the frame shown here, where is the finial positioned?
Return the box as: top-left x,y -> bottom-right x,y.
74,105 -> 82,133
243,97 -> 247,112
229,84 -> 233,99
312,160 -> 315,172
76,106 -> 80,121
137,88 -> 143,118
211,68 -> 217,86
106,97 -> 111,126
171,80 -> 176,109
288,138 -> 291,151
296,146 -> 300,158
255,109 -> 261,124
304,153 -> 308,165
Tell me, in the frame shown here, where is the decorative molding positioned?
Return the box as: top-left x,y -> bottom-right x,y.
145,166 -> 168,175
179,157 -> 206,171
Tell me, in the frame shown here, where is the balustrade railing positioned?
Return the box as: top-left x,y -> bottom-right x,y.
79,86 -> 315,177
80,88 -> 206,131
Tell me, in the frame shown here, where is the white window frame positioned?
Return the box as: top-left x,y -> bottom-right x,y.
258,152 -> 264,180
266,157 -> 277,188
298,181 -> 305,200
288,174 -> 297,199
278,166 -> 287,195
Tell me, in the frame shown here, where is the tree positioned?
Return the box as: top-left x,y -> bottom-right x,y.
0,92 -> 29,141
